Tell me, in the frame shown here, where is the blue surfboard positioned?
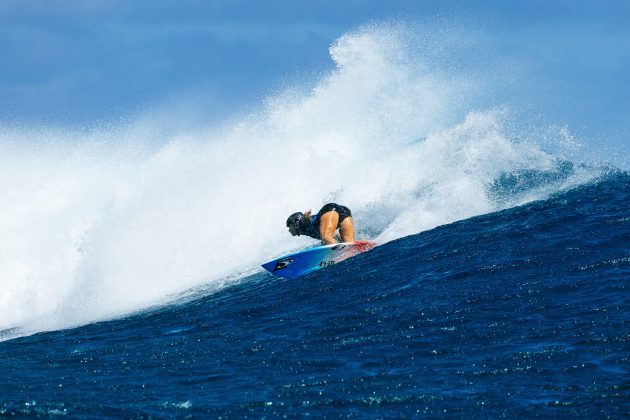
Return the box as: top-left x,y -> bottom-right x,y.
261,240 -> 376,280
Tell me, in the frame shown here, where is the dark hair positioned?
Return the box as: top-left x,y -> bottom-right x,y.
286,212 -> 304,228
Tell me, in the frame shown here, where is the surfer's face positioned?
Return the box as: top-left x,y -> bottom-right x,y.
288,226 -> 299,236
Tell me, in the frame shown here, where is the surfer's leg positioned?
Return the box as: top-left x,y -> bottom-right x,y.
319,211 -> 340,245
339,216 -> 355,242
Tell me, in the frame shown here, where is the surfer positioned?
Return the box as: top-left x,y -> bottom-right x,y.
286,203 -> 355,245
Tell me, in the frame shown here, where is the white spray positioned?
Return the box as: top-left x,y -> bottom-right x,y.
0,24 -> 600,339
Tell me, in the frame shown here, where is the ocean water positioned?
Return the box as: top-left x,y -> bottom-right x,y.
1,172 -> 628,417
1,24 -> 628,417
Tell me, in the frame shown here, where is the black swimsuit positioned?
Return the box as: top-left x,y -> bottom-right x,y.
301,203 -> 352,240
317,203 -> 352,225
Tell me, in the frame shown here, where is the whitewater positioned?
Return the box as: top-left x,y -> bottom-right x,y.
0,24 -> 614,340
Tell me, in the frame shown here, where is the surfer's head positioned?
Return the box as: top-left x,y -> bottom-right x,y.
286,212 -> 304,236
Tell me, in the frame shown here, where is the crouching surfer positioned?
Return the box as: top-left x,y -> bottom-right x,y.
286,203 -> 355,245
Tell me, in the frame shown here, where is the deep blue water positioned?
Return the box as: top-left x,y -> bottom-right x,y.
1,172 -> 628,417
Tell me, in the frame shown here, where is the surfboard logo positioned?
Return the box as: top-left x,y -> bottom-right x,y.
274,257 -> 293,271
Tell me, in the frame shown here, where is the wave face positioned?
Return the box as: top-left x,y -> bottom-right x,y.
1,172 -> 628,417
0,24 -> 609,338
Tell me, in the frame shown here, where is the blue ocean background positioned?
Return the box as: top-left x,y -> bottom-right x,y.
1,20 -> 629,417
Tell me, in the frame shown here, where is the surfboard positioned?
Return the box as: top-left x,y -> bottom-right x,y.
261,240 -> 377,280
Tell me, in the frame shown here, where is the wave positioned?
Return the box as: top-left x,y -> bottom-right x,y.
0,23 -> 611,339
